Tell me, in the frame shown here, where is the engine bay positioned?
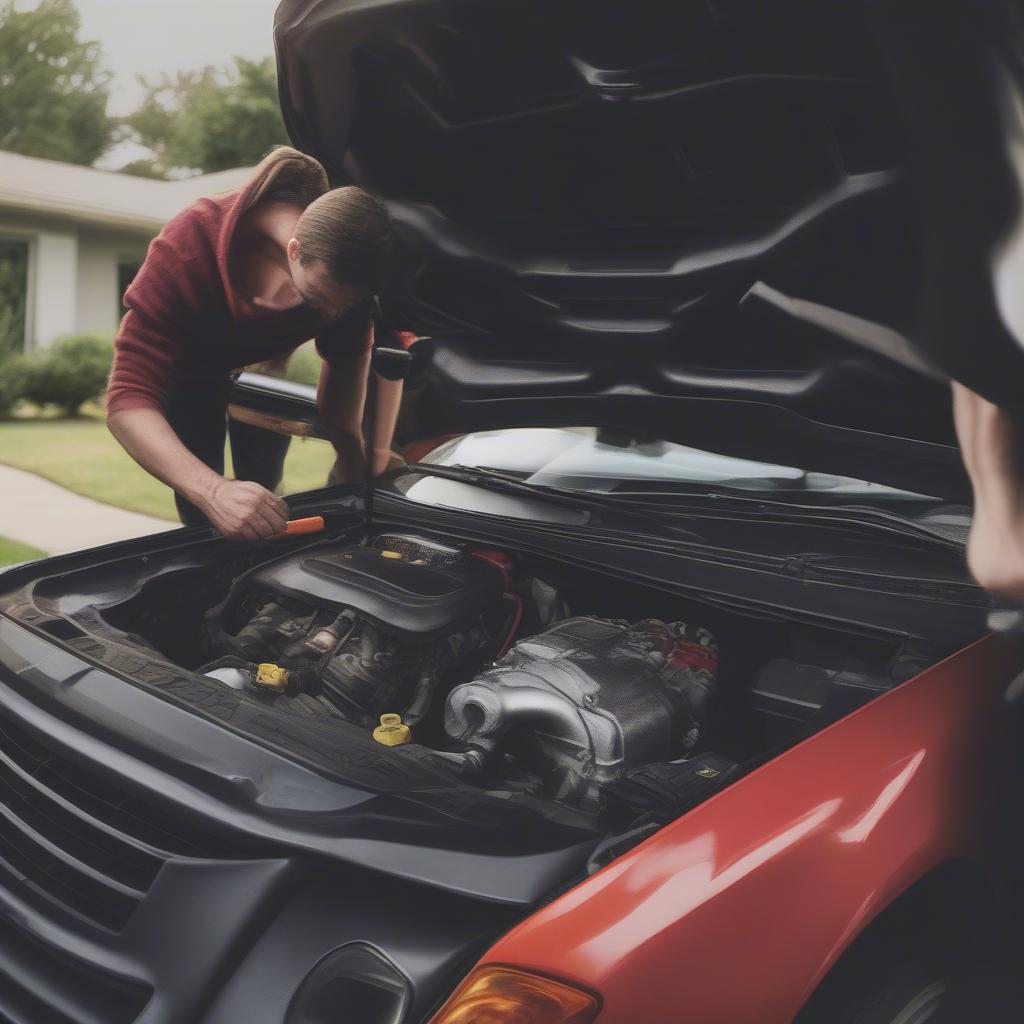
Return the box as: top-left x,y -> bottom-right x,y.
0,528 -> 950,839
188,534 -> 721,814
23,527 -> 939,830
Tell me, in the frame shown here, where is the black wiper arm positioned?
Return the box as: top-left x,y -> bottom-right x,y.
644,490 -> 966,551
468,476 -> 964,551
404,465 -> 963,553
403,464 -> 707,541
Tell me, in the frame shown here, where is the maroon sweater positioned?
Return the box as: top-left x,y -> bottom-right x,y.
107,150 -> 371,417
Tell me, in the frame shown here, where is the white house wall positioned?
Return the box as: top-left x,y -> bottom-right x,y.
32,228 -> 78,349
76,228 -> 151,339
1,209 -> 154,349
1,154 -> 250,352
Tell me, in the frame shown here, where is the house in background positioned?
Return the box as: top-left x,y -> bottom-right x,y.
0,150 -> 251,352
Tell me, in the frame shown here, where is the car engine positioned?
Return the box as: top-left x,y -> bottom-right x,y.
445,616 -> 718,811
199,534 -> 720,812
200,534 -> 514,724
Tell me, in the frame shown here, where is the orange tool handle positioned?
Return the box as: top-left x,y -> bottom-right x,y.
277,516 -> 325,538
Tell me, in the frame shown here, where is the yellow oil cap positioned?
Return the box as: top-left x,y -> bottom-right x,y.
255,663 -> 289,693
373,713 -> 411,746
379,549 -> 403,560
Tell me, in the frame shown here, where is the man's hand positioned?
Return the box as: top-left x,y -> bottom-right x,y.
200,479 -> 289,542
107,408 -> 289,541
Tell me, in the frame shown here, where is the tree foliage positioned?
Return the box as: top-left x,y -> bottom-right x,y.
0,354 -> 27,417
0,0 -> 112,165
121,56 -> 288,176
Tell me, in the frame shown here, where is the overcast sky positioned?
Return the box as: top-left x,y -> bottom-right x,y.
74,0 -> 282,115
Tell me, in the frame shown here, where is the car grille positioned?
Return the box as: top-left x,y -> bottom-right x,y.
0,914 -> 150,1024
0,712 -> 251,931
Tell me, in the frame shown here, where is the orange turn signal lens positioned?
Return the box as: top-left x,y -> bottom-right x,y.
430,966 -> 600,1024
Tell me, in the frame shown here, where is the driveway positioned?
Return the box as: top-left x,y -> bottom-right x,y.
0,465 -> 176,555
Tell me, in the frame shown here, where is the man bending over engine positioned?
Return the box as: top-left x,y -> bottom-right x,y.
106,147 -> 405,541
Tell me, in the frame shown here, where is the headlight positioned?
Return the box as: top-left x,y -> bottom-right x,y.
429,966 -> 600,1024
286,943 -> 410,1024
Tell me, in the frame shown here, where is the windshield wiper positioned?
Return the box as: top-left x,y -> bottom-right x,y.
401,464 -> 707,541
404,463 -> 968,557
429,466 -> 967,552
579,488 -> 966,551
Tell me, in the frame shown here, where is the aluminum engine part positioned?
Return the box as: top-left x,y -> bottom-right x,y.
444,616 -> 718,809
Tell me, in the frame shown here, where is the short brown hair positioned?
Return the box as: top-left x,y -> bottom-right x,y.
294,186 -> 395,293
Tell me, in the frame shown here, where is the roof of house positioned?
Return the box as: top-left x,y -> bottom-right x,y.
0,150 -> 253,233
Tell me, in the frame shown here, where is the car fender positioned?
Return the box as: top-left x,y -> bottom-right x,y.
471,632 -> 1024,1024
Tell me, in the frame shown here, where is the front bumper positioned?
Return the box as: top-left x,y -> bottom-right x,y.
0,617 -> 516,1024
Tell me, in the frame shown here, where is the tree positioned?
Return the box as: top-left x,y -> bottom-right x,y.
0,0 -> 112,166
116,158 -> 166,180
121,56 -> 288,177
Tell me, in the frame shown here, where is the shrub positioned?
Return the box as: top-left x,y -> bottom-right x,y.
0,354 -> 28,417
23,334 -> 113,416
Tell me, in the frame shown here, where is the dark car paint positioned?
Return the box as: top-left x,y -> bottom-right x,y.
270,0 -> 981,501
0,625 -> 520,1023
863,0 -> 1024,416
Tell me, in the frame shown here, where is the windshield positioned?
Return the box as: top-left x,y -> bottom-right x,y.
421,427 -> 945,509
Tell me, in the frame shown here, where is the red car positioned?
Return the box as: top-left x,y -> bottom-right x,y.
3,1 -> 1024,1022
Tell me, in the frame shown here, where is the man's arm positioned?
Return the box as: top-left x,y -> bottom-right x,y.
107,408 -> 288,541
107,236 -> 289,541
315,301 -> 408,482
316,344 -> 403,482
952,381 -> 1024,601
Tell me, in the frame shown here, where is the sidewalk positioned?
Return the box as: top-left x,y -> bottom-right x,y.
0,464 -> 176,555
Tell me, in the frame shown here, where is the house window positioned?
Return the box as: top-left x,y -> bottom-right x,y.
0,238 -> 29,354
117,257 -> 143,317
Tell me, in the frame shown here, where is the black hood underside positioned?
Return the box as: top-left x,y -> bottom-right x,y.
271,0 -> 1007,501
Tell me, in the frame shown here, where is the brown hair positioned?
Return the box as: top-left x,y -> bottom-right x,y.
294,186 -> 395,293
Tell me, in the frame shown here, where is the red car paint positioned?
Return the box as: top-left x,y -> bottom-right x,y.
458,633 -> 1024,1023
403,435 -> 459,464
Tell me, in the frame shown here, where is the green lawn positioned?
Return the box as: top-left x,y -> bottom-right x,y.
0,536 -> 45,566
0,415 -> 336,520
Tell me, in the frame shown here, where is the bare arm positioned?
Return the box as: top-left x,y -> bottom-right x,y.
107,242 -> 290,541
317,346 -> 404,483
369,375 -> 404,473
108,407 -> 288,541
952,381 -> 1024,601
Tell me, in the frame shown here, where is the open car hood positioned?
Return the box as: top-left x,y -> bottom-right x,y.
270,0 -> 1024,502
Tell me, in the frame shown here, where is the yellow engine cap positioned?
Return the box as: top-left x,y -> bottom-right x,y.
379,549 -> 403,560
255,663 -> 289,692
373,713 -> 411,746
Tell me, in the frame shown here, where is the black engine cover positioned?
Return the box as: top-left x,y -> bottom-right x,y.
247,541 -> 504,641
